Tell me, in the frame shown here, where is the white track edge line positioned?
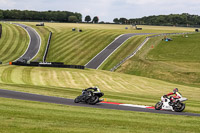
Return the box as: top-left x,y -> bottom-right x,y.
120,104 -> 151,108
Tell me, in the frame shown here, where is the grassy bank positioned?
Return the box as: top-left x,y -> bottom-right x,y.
117,33 -> 200,87
0,22 -> 29,63
21,22 -> 195,65
0,65 -> 200,113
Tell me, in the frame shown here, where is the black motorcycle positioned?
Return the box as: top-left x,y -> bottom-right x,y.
74,88 -> 104,105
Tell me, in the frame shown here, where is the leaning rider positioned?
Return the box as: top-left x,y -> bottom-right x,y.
165,88 -> 182,105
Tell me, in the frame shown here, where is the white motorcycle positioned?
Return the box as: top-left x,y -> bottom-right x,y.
155,95 -> 187,112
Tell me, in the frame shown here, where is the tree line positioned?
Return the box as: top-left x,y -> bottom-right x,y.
113,13 -> 200,26
0,9 -> 82,22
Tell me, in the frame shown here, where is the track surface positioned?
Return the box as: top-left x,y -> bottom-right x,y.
85,33 -> 150,69
0,89 -> 199,117
14,23 -> 41,62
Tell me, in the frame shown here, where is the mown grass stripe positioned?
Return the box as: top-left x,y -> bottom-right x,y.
56,30 -> 108,63
1,25 -> 22,62
0,23 -> 8,48
46,32 -> 92,61
22,67 -> 33,85
0,23 -> 29,63
49,35 -> 101,62
65,71 -> 78,87
68,31 -> 117,64
50,30 -> 93,51
56,30 -> 115,64
1,66 -> 15,83
0,24 -> 15,57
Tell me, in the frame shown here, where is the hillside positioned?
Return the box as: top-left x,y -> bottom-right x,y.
0,65 -> 200,113
117,33 -> 200,87
22,22 -> 195,66
0,22 -> 29,63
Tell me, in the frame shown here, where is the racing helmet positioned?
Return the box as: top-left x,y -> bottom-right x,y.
94,86 -> 100,92
173,88 -> 178,93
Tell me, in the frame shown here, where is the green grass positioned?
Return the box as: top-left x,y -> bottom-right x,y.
1,97 -> 200,133
117,33 -> 200,87
0,65 -> 200,113
20,22 -> 195,65
147,33 -> 200,61
44,23 -> 195,66
47,29 -> 121,65
0,22 -> 200,132
99,35 -> 147,70
0,22 -> 29,63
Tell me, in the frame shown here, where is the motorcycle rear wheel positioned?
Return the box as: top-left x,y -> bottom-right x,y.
155,102 -> 163,110
174,103 -> 185,112
87,96 -> 99,105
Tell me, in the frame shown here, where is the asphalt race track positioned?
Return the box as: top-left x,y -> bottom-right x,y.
14,23 -> 41,62
0,89 -> 199,117
85,33 -> 150,69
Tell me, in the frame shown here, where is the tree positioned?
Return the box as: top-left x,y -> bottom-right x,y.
85,15 -> 91,23
92,16 -> 99,23
113,18 -> 119,24
119,18 -> 127,24
0,10 -> 3,20
68,16 -> 78,22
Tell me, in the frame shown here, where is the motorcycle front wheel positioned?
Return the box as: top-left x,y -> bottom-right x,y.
74,96 -> 82,103
155,102 -> 163,110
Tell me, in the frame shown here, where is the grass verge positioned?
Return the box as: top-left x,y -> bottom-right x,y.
0,97 -> 200,133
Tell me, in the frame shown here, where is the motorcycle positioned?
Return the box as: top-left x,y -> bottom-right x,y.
74,88 -> 104,105
155,95 -> 187,112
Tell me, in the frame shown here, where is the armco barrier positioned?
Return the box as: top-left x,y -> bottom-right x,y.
11,61 -> 85,69
43,32 -> 52,62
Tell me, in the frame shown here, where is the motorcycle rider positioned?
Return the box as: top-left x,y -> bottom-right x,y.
85,86 -> 101,92
165,88 -> 182,105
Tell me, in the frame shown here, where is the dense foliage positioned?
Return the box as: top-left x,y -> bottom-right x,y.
92,16 -> 99,23
0,9 -> 82,22
85,15 -> 91,23
114,13 -> 200,26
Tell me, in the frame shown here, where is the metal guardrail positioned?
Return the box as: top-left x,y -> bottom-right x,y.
43,31 -> 52,62
110,32 -> 193,72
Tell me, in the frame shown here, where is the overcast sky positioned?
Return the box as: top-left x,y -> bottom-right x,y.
0,0 -> 200,22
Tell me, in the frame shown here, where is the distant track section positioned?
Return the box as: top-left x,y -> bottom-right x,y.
110,32 -> 193,71
0,89 -> 199,117
14,23 -> 41,62
85,33 -> 150,69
